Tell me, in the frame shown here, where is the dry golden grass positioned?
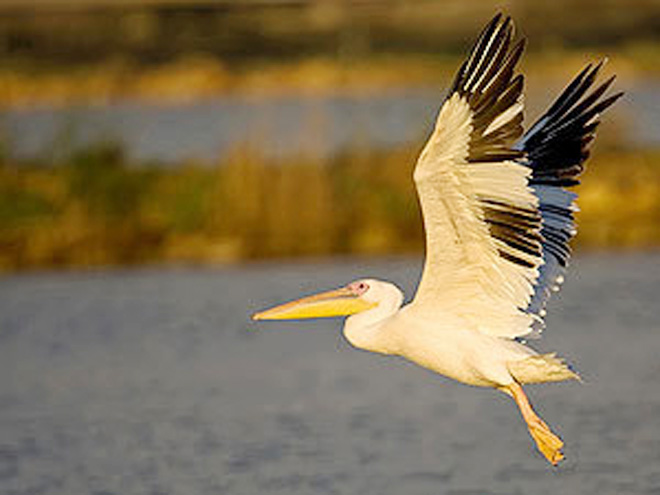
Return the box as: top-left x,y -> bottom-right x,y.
0,45 -> 657,108
1,140 -> 659,273
579,150 -> 660,249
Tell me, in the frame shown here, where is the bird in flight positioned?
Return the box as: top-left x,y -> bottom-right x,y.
253,14 -> 622,465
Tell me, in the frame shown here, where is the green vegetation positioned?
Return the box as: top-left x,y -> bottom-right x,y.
1,139 -> 659,273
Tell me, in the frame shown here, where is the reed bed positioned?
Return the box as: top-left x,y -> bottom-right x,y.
0,139 -> 658,272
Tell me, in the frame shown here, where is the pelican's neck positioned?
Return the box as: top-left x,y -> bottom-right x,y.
343,289 -> 403,355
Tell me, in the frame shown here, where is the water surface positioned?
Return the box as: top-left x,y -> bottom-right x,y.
2,82 -> 650,164
1,254 -> 660,494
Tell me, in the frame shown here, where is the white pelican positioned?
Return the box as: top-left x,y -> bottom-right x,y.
253,14 -> 622,465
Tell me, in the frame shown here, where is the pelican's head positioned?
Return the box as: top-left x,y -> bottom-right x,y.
252,278 -> 403,321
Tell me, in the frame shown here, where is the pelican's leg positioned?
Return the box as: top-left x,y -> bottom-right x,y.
502,382 -> 565,466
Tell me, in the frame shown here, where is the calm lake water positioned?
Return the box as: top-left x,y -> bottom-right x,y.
1,254 -> 660,494
1,81 -> 653,164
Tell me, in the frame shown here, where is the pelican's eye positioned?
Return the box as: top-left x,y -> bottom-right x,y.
351,281 -> 369,295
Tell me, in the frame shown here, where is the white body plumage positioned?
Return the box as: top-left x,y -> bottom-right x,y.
342,279 -> 567,388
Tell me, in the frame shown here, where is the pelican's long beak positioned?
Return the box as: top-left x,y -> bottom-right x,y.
252,287 -> 376,321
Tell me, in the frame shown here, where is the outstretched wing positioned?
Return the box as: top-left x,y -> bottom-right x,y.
411,14 -> 541,338
516,62 -> 623,329
410,14 -> 621,339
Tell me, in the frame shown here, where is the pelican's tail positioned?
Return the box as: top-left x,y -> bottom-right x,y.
508,353 -> 580,384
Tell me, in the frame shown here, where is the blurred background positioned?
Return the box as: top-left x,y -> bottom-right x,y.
1,0 -> 659,271
2,2 -> 660,495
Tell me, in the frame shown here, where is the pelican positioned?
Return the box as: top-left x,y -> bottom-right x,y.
252,14 -> 622,465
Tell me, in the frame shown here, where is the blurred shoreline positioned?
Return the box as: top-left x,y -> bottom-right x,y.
3,0 -> 660,108
2,1 -> 659,273
1,49 -> 658,109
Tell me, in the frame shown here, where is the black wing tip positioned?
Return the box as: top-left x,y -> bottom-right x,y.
452,13 -> 520,94
592,57 -> 609,75
486,12 -> 507,29
482,13 -> 518,48
519,57 -> 622,183
604,90 -> 625,107
555,60 -> 621,116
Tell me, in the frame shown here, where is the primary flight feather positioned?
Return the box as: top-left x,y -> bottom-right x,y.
253,14 -> 622,465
